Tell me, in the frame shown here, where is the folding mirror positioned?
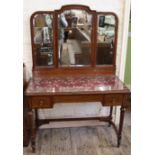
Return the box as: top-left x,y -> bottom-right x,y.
31,12 -> 54,66
96,14 -> 117,65
30,7 -> 118,72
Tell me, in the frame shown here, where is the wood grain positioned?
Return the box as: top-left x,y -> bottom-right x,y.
50,128 -> 72,155
23,126 -> 130,155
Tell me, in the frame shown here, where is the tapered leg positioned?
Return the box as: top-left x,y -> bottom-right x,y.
31,128 -> 36,153
28,110 -> 36,153
117,106 -> 126,147
35,109 -> 39,128
108,106 -> 113,127
23,117 -> 30,146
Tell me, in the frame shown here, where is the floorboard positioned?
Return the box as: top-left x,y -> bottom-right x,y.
23,126 -> 130,155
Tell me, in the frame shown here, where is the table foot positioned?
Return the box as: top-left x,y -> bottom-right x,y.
117,135 -> 121,147
32,145 -> 36,153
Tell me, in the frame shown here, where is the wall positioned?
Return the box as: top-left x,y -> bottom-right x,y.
23,0 -> 128,122
124,22 -> 131,87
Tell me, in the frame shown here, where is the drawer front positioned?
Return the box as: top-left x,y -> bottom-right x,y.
104,94 -> 123,106
53,95 -> 103,103
31,97 -> 52,108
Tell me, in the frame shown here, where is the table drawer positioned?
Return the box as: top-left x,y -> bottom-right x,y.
104,94 -> 123,106
31,97 -> 52,108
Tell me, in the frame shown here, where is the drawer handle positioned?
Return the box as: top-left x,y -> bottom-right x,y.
39,100 -> 44,105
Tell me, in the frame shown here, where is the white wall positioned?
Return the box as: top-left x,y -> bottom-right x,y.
23,0 -> 129,123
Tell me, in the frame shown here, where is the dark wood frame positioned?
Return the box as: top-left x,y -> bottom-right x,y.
30,5 -> 119,76
55,5 -> 96,68
26,90 -> 130,152
96,12 -> 118,66
30,11 -> 55,69
25,5 -> 130,153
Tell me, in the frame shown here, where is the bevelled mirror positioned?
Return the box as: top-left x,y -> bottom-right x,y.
32,13 -> 54,66
96,14 -> 116,65
57,9 -> 93,66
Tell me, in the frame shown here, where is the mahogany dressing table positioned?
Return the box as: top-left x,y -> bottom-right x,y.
24,5 -> 130,152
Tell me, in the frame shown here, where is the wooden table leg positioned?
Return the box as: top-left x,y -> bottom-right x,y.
31,128 -> 36,152
108,106 -> 113,127
23,96 -> 30,146
23,117 -> 30,146
117,106 -> 126,147
28,110 -> 36,153
35,109 -> 39,128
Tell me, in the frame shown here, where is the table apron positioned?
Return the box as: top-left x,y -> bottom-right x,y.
26,93 -> 128,109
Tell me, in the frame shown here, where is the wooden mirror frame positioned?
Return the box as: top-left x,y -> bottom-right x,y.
96,12 -> 118,66
55,5 -> 95,67
30,5 -> 118,76
30,11 -> 55,69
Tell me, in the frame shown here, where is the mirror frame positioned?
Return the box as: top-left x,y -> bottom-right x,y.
55,5 -> 96,68
30,5 -> 118,75
30,11 -> 55,69
96,12 -> 118,66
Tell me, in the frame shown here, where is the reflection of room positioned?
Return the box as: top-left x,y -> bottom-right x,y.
33,14 -> 53,66
59,10 -> 92,66
97,15 -> 115,65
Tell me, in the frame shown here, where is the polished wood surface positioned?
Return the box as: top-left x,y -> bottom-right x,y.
24,4 -> 130,152
25,75 -> 130,152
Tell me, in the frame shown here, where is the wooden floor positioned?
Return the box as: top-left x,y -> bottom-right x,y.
23,124 -> 130,155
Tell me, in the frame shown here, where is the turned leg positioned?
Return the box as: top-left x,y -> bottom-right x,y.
31,128 -> 36,153
108,106 -> 113,127
117,106 -> 126,147
28,110 -> 36,153
23,116 -> 30,146
35,109 -> 39,128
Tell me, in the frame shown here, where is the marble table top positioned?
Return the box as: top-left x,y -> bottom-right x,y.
25,75 -> 129,95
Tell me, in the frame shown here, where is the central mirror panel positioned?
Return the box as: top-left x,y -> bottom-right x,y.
58,9 -> 93,66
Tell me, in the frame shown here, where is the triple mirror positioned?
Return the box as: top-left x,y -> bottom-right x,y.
31,6 -> 117,68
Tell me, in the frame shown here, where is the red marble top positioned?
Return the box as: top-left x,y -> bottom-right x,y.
25,75 -> 129,95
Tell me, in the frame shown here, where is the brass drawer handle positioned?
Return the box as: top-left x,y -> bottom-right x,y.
39,100 -> 44,106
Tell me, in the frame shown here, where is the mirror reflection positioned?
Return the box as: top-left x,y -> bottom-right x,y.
58,10 -> 92,66
33,13 -> 53,66
96,15 -> 116,65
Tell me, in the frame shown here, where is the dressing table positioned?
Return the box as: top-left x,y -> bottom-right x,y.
24,5 -> 130,152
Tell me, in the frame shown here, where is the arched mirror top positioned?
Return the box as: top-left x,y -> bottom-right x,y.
55,5 -> 96,13
96,12 -> 118,66
30,5 -> 119,75
30,11 -> 55,68
55,5 -> 96,67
